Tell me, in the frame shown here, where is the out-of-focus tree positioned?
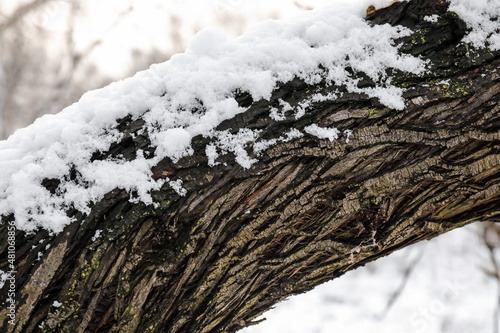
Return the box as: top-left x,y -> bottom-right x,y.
0,0 -> 109,139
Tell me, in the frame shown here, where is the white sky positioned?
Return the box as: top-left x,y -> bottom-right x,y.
85,0 -> 335,77
14,0 -> 390,78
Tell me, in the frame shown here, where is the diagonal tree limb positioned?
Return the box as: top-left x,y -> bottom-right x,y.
0,0 -> 499,332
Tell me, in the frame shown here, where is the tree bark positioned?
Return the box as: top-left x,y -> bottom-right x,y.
1,0 -> 499,332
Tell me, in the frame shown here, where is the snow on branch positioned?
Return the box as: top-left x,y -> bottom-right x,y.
0,0 -> 498,232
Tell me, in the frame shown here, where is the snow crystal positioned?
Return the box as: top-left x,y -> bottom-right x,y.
1,0 -> 494,232
168,179 -> 187,197
207,128 -> 260,168
281,128 -> 303,142
424,14 -> 440,23
294,101 -> 310,119
269,100 -> 294,121
343,129 -> 353,143
253,129 -> 304,155
269,99 -> 314,121
436,79 -> 450,85
0,270 -> 6,289
206,144 -> 220,167
152,128 -> 193,162
449,0 -> 500,50
310,91 -> 341,103
91,229 -> 103,242
305,124 -> 340,142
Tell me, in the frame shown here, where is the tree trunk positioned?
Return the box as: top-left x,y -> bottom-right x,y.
1,0 -> 499,332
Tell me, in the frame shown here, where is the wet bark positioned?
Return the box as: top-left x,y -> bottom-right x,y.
1,0 -> 499,332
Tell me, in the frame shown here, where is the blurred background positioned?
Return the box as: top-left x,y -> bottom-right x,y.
0,1 -> 499,332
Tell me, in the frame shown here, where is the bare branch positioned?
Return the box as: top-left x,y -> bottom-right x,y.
0,0 -> 53,31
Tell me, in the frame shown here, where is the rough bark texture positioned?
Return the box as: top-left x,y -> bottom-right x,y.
1,0 -> 499,332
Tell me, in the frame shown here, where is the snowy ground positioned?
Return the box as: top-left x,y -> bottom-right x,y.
240,223 -> 500,333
